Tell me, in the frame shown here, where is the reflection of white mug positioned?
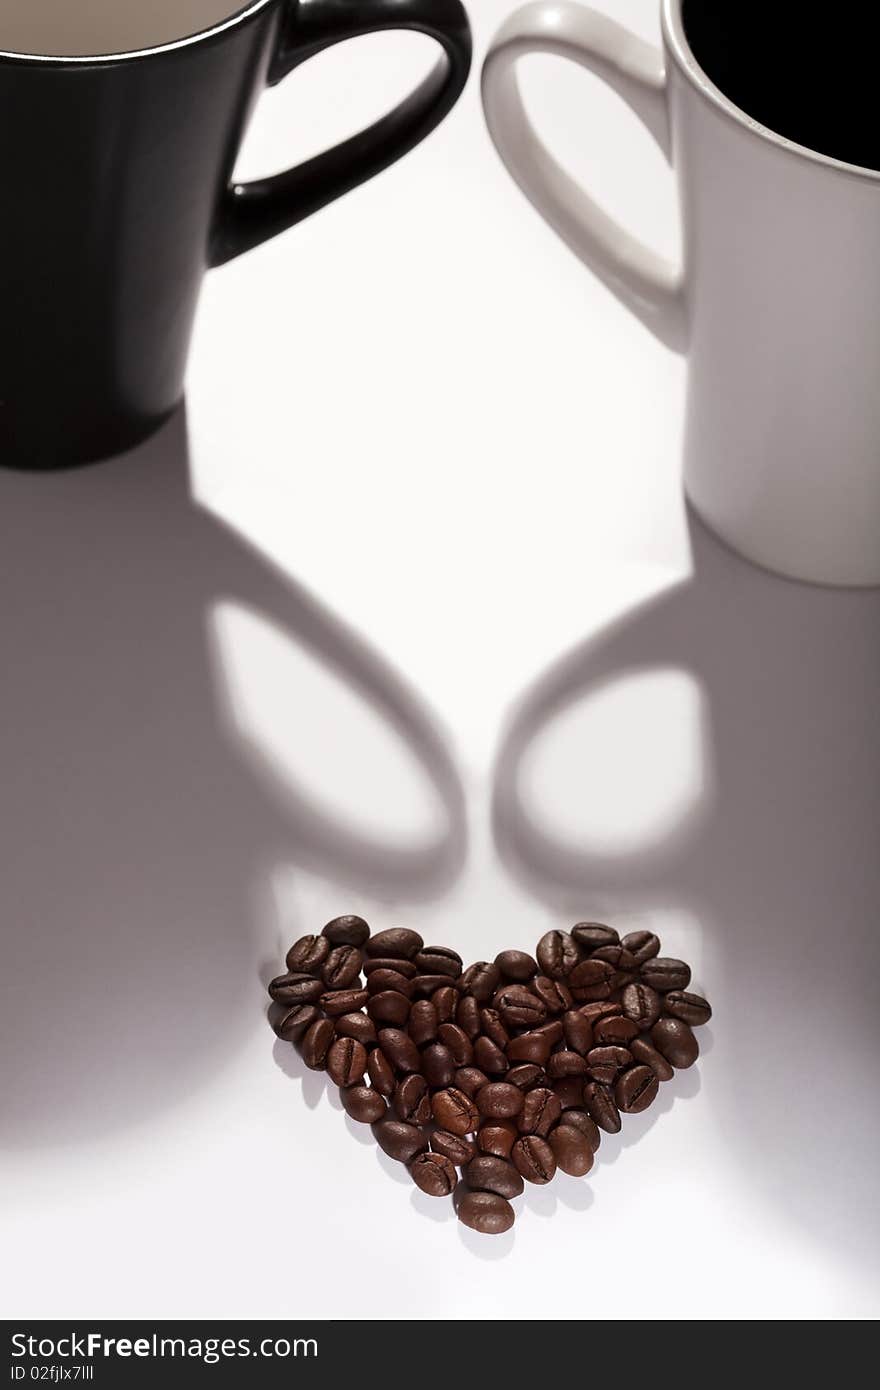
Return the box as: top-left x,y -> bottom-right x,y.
482,0 -> 880,587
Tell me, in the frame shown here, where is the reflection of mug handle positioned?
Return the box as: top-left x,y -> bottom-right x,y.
481,2 -> 684,349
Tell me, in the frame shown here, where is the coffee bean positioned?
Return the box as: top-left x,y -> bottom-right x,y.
568,958 -> 614,1001
367,990 -> 411,1027
285,934 -> 330,974
431,1130 -> 476,1166
476,1082 -> 524,1120
588,944 -> 637,988
512,1135 -> 557,1184
432,986 -> 458,1022
478,1121 -> 518,1158
367,968 -> 414,998
414,946 -> 462,978
549,1124 -> 594,1177
559,1108 -> 602,1151
553,1077 -> 587,1109
365,927 -> 423,960
456,1189 -> 515,1235
268,972 -> 324,1006
300,1018 -> 334,1070
586,1045 -> 633,1085
455,994 -> 481,1039
571,921 -> 619,950
321,945 -> 363,989
410,1151 -> 457,1196
495,949 -> 538,981
334,1012 -> 377,1046
327,1036 -> 367,1087
367,1048 -> 395,1096
620,929 -> 660,964
408,999 -> 438,1046
394,1074 -> 432,1126
663,990 -> 712,1026
341,1084 -> 387,1123
562,1010 -> 593,1055
272,1003 -> 321,1042
615,1064 -> 659,1113
547,1050 -> 590,1079
593,1015 -> 640,1047
438,1023 -> 474,1066
583,1081 -> 622,1133
536,930 -> 582,980
506,1031 -> 552,1065
531,1019 -> 564,1048
464,1155 -> 524,1199
505,1064 -> 545,1091
629,1036 -> 674,1081
411,974 -> 458,997
454,1066 -> 490,1098
322,914 -> 370,948
474,1035 -> 508,1075
459,961 -> 501,1003
518,1087 -> 562,1137
496,985 -> 547,1030
533,975 -> 573,1014
421,1043 -> 456,1088
363,956 -> 417,979
373,1120 -> 428,1163
477,1009 -> 509,1050
640,957 -> 691,992
378,1027 -> 420,1074
651,1016 -> 699,1068
432,1087 -> 480,1136
319,988 -> 368,1017
578,1001 -> 622,1026
621,981 -> 661,1031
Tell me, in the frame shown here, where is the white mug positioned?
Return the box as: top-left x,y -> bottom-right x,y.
482,0 -> 880,586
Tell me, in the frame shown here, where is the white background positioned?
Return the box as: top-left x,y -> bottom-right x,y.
2,0 -> 879,1320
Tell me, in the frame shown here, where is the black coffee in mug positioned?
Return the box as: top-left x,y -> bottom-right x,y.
0,0 -> 471,469
682,1 -> 880,170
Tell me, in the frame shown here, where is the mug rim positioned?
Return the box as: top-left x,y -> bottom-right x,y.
663,0 -> 880,183
0,0 -> 273,65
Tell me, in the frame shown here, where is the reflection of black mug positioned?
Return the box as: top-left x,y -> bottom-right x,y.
0,0 -> 471,470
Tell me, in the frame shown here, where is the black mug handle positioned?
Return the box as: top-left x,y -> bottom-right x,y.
210,0 -> 472,265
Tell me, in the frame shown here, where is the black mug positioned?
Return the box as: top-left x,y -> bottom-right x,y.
0,0 -> 472,470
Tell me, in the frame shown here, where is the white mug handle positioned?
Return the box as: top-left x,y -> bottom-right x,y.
482,2 -> 685,349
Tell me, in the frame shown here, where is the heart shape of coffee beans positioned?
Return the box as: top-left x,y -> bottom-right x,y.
268,917 -> 711,1234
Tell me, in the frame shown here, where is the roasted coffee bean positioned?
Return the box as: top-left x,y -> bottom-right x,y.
571,921 -> 619,951
321,945 -> 363,989
456,1189 -> 515,1235
512,1135 -> 557,1184
300,1018 -> 334,1070
505,1064 -> 545,1091
373,1120 -> 428,1163
410,1151 -> 457,1196
341,1084 -> 387,1124
531,1019 -> 564,1048
563,1010 -> 593,1055
408,999 -> 438,1046
586,1045 -> 633,1085
285,934 -> 330,974
629,1036 -> 674,1081
568,958 -> 614,1001
367,990 -> 411,1027
422,1043 -> 456,1088
322,914 -> 370,948
578,1001 -> 623,1026
478,1009 -> 510,1049
478,1121 -> 518,1158
363,956 -> 418,979
536,929 -> 582,980
560,1108 -> 602,1152
459,961 -> 501,1003
495,949 -> 538,982
414,946 -> 462,978
546,1050 -> 589,1079
533,975 -> 573,1014
549,1124 -> 594,1177
615,1064 -> 659,1113
432,986 -> 458,1022
367,968 -> 414,998
553,1077 -> 588,1110
320,988 -> 368,1017
496,985 -> 547,1030
432,1087 -> 480,1136
464,1155 -> 524,1199
583,1081 -> 622,1133
367,1048 -> 395,1096
454,1067 -> 490,1098
378,1028 -> 420,1074
651,1016 -> 699,1068
621,981 -> 662,1031
593,1015 -> 640,1047
455,993 -> 481,1039
268,972 -> 324,1006
588,944 -> 637,988
271,1003 -> 321,1042
518,1087 -> 562,1137
506,1031 -> 552,1065
664,990 -> 712,1026
327,1036 -> 367,1088
394,1074 -> 432,1126
334,1012 -> 377,1046
431,1130 -> 476,1166
474,1035 -> 508,1075
411,974 -> 458,997
365,927 -> 423,960
476,1082 -> 524,1120
640,957 -> 691,992
438,1023 -> 473,1066
620,929 -> 660,964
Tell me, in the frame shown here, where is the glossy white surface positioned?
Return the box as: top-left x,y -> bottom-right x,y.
1,0 -> 878,1321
